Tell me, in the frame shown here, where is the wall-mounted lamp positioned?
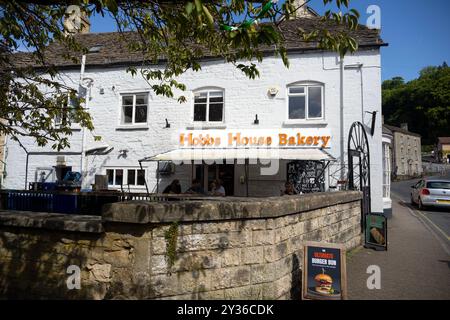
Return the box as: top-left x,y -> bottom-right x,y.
253,114 -> 259,125
165,118 -> 171,128
365,111 -> 377,136
118,149 -> 129,158
268,87 -> 278,96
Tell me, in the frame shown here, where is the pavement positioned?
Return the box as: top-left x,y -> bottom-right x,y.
346,175 -> 450,300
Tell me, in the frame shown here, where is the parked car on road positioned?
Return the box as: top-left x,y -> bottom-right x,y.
410,179 -> 450,210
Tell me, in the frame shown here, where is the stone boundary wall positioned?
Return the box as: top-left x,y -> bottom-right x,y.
0,191 -> 362,299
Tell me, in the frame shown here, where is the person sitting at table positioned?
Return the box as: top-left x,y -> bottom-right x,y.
208,181 -> 217,196
211,179 -> 226,196
185,179 -> 205,195
162,179 -> 181,194
282,181 -> 298,196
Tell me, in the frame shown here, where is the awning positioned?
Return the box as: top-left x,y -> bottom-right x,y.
140,148 -> 335,162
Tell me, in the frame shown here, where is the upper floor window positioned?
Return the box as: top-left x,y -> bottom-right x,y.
287,83 -> 324,120
55,94 -> 78,126
121,93 -> 148,125
193,89 -> 224,122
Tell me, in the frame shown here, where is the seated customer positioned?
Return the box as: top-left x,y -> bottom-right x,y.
282,181 -> 298,195
185,179 -> 205,195
162,179 -> 181,194
211,179 -> 226,196
208,181 -> 217,196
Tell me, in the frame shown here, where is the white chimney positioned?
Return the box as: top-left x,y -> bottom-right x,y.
401,123 -> 409,131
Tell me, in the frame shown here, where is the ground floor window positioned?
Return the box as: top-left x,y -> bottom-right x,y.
106,168 -> 146,187
194,164 -> 234,195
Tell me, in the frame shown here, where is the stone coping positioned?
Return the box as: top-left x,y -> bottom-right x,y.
102,191 -> 362,224
0,191 -> 361,231
0,210 -> 103,233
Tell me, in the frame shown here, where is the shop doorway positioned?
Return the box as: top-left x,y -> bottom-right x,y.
194,163 -> 234,196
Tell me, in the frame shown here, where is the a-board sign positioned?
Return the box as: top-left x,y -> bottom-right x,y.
365,213 -> 388,251
286,161 -> 326,194
302,242 -> 347,300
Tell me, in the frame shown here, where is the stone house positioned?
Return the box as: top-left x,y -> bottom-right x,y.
384,123 -> 422,178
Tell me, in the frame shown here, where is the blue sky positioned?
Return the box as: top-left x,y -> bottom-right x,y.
87,0 -> 450,82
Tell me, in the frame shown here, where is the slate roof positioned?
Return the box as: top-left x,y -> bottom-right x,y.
382,125 -> 393,136
438,137 -> 450,145
12,16 -> 386,69
384,124 -> 422,138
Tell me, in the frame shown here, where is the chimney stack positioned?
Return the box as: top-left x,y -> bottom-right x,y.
287,0 -> 311,19
401,123 -> 409,131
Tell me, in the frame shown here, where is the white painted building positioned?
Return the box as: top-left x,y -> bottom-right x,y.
382,125 -> 393,217
4,16 -> 387,214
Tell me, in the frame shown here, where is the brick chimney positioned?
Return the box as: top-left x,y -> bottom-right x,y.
288,0 -> 311,19
401,123 -> 408,131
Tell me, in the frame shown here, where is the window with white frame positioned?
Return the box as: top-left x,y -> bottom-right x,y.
121,93 -> 148,125
106,168 -> 146,187
287,83 -> 324,120
55,94 -> 79,126
193,89 -> 224,122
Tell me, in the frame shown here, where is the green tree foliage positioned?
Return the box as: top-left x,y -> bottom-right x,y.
382,63 -> 450,145
1,0 -> 361,150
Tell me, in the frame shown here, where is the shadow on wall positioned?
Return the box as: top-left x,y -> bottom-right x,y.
0,228 -> 101,299
290,253 -> 302,300
0,224 -> 153,299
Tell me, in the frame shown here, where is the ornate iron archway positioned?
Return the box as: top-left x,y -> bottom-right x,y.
347,122 -> 371,230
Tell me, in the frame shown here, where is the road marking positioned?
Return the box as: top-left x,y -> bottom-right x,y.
406,206 -> 450,256
415,210 -> 450,241
391,192 -> 450,240
391,193 -> 450,256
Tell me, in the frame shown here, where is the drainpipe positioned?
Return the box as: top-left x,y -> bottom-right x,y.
79,55 -> 90,188
339,57 -> 345,181
80,84 -> 90,187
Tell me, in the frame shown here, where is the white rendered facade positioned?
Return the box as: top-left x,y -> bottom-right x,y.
3,48 -> 385,213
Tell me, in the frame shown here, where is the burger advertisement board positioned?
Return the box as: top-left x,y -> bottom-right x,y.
302,242 -> 347,300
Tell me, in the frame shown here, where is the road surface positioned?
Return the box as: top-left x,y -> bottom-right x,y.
391,173 -> 450,246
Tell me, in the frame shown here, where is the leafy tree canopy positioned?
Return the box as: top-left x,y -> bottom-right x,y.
382,62 -> 450,145
1,0 -> 361,150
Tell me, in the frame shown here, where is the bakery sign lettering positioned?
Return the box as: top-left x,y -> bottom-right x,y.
178,129 -> 331,148
302,242 -> 347,300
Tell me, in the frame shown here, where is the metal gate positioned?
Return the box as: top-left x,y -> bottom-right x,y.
347,122 -> 371,231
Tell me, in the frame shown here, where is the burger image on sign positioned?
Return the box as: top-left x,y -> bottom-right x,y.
303,243 -> 347,300
314,272 -> 334,295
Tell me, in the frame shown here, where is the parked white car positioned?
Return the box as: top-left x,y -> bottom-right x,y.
410,179 -> 450,210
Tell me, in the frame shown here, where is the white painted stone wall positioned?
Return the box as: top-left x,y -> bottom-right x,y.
3,48 -> 384,213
